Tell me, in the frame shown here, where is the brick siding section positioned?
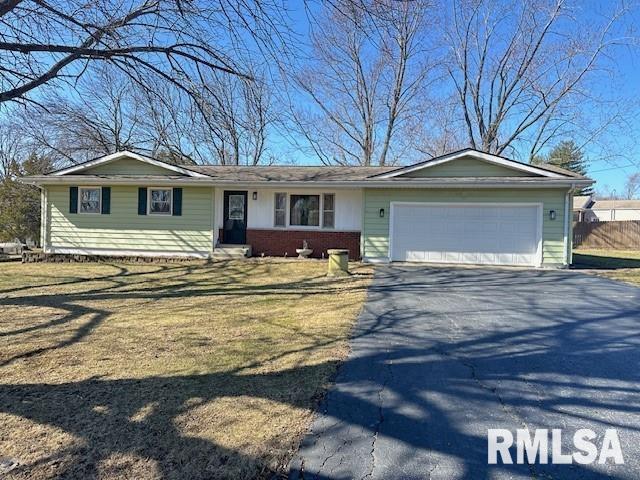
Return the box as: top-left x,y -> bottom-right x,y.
219,229 -> 361,260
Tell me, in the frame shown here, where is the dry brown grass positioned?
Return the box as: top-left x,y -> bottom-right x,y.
0,259 -> 372,479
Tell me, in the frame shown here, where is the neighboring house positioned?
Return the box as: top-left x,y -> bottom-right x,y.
22,148 -> 592,268
0,242 -> 24,254
573,195 -> 640,222
572,195 -> 593,222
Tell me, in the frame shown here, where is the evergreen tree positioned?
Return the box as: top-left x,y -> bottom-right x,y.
0,153 -> 53,245
533,141 -> 593,196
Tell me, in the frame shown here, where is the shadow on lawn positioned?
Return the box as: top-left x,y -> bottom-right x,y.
0,260 -> 371,479
572,252 -> 640,270
0,261 -> 369,367
1,264 -> 639,479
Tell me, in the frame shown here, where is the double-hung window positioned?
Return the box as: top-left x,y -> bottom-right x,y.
78,187 -> 101,214
322,194 -> 335,228
149,188 -> 172,215
274,193 -> 287,227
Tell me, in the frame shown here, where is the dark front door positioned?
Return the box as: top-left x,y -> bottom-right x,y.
223,190 -> 248,244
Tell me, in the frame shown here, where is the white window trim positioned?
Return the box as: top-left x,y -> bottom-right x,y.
322,193 -> 335,229
272,192 -> 338,230
148,187 -> 173,215
78,186 -> 102,214
289,193 -> 322,228
274,192 -> 287,228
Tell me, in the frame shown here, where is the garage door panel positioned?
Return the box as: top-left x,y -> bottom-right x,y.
406,250 -> 426,262
391,204 -> 541,266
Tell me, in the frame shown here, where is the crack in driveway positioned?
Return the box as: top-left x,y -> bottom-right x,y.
289,266 -> 640,480
360,348 -> 393,480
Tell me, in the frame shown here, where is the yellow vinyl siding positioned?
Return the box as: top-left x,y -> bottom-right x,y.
363,188 -> 568,266
79,158 -> 183,175
45,185 -> 213,255
401,157 -> 535,177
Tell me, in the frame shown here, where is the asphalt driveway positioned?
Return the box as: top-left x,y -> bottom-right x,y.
289,266 -> 640,480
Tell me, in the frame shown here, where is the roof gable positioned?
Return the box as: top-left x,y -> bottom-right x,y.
400,156 -> 535,178
79,157 -> 183,176
373,149 -> 568,179
51,151 -> 208,178
572,195 -> 593,210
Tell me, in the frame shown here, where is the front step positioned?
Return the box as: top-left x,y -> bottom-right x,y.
212,244 -> 252,260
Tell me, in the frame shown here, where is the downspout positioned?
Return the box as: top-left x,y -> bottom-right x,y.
211,187 -> 218,258
40,186 -> 48,252
39,187 -> 44,249
360,188 -> 365,261
563,185 -> 574,267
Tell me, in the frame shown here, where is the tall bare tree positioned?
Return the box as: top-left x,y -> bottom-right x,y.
443,0 -> 632,159
16,63 -> 275,165
0,120 -> 22,179
195,70 -> 274,165
624,172 -> 640,199
18,68 -> 151,163
291,0 -> 435,166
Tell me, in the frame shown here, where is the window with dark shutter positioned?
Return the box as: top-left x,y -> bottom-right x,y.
172,188 -> 182,216
78,187 -> 101,213
101,187 -> 111,214
148,188 -> 172,215
69,186 -> 78,214
138,187 -> 147,215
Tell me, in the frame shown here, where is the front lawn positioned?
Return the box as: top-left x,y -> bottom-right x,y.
0,260 -> 372,479
573,249 -> 640,286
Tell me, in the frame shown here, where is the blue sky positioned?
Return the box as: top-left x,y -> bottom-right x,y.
13,0 -> 638,194
576,1 -> 640,195
281,1 -> 640,196
584,44 -> 640,195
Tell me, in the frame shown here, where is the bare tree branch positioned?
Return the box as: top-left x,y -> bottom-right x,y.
0,0 -> 289,105
444,0 -> 633,159
289,0 -> 437,166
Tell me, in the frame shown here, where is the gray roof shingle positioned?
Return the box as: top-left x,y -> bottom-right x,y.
187,165 -> 396,181
573,195 -> 593,209
591,199 -> 640,209
534,163 -> 588,179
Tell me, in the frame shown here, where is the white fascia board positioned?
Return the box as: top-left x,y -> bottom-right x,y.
376,150 -> 567,179
51,151 -> 209,178
21,177 -> 213,186
21,176 -> 591,189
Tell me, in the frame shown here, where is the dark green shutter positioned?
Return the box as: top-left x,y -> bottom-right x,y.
101,187 -> 111,214
172,187 -> 182,216
69,186 -> 78,214
138,187 -> 147,215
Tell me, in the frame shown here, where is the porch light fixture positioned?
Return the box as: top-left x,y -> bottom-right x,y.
379,208 -> 385,218
252,191 -> 258,200
549,209 -> 556,220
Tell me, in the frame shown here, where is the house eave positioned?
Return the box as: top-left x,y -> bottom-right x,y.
20,175 -> 593,189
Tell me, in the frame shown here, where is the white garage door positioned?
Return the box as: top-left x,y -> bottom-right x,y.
390,203 -> 542,266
